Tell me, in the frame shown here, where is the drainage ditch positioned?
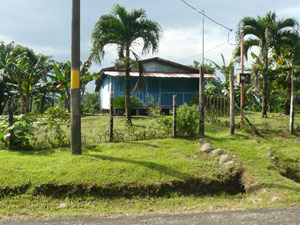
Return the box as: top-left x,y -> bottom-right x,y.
0,170 -> 246,199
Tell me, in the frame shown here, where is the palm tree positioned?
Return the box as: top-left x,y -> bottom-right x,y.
275,33 -> 300,133
236,12 -> 297,118
90,4 -> 162,124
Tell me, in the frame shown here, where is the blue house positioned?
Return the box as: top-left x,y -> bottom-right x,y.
96,57 -> 216,110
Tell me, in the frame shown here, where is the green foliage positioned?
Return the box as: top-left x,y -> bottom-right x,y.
146,94 -> 161,118
113,96 -> 144,109
157,105 -> 200,137
177,104 -> 199,137
157,116 -> 173,134
0,115 -> 33,149
82,92 -> 100,114
36,105 -> 70,148
189,60 -> 216,74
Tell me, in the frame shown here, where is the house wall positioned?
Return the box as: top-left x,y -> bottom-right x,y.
100,76 -> 111,109
101,76 -> 198,109
141,61 -> 191,73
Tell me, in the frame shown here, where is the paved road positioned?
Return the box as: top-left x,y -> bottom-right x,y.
1,209 -> 300,225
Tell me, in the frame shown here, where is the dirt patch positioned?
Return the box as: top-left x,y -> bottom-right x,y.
0,184 -> 30,198
31,171 -> 245,199
0,170 -> 246,199
270,155 -> 300,183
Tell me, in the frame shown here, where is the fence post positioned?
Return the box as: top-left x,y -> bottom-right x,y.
229,69 -> 235,135
173,95 -> 177,138
109,93 -> 114,142
199,67 -> 205,136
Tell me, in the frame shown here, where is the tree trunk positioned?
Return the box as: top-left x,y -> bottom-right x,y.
125,48 -> 132,125
285,72 -> 291,115
41,94 -> 46,114
0,99 -> 7,115
25,83 -> 30,113
18,78 -> 26,114
289,69 -> 295,134
262,57 -> 268,118
229,69 -> 235,135
7,99 -> 15,150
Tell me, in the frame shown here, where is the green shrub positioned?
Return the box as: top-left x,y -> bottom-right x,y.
82,92 -> 100,114
36,105 -> 70,148
0,114 -> 34,149
113,96 -> 144,109
146,94 -> 161,118
157,105 -> 199,137
157,115 -> 173,134
177,104 -> 199,137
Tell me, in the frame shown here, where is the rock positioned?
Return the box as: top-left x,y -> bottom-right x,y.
201,143 -> 213,153
224,160 -> 235,168
199,138 -> 210,145
219,154 -> 229,164
210,148 -> 223,157
59,202 -> 67,208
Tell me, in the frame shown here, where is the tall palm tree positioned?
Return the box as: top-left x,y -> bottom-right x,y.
236,12 -> 297,118
90,4 -> 162,124
275,33 -> 300,133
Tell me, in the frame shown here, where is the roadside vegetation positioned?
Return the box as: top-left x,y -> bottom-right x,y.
1,4 -> 300,219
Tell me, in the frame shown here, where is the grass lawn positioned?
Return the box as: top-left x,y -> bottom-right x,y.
1,112 -> 300,218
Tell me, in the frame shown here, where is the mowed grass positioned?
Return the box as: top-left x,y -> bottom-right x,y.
1,112 -> 300,218
0,138 -> 220,187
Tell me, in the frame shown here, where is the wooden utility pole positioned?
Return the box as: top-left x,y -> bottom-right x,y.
173,95 -> 177,138
229,69 -> 235,135
110,93 -> 114,142
240,31 -> 244,127
71,0 -> 81,155
290,70 -> 295,134
199,10 -> 205,136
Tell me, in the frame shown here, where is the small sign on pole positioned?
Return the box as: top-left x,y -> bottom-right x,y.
237,73 -> 251,84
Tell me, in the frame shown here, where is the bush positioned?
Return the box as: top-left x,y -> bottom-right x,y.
157,104 -> 199,137
113,96 -> 144,109
177,104 -> 199,137
36,105 -> 70,148
146,94 -> 161,117
0,114 -> 34,149
82,92 -> 100,114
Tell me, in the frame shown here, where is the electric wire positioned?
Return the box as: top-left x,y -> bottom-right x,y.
176,37 -> 235,61
179,0 -> 233,32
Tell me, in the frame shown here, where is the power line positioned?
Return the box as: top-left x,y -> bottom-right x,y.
176,37 -> 235,61
179,0 -> 233,32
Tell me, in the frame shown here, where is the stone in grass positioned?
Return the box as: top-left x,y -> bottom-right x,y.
219,154 -> 229,164
201,143 -> 213,153
224,160 -> 235,168
210,148 -> 223,157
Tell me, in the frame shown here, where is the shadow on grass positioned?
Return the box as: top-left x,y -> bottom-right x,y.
13,148 -> 66,156
86,154 -> 189,179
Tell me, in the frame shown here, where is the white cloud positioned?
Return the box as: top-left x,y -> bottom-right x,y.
278,4 -> 300,16
145,27 -> 237,67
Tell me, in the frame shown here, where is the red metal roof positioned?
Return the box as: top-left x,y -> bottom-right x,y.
103,71 -> 217,79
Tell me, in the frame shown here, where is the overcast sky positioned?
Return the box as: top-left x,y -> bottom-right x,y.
1,0 -> 300,92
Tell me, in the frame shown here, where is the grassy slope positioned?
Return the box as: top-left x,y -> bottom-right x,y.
0,139 -> 221,187
1,113 -> 300,218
